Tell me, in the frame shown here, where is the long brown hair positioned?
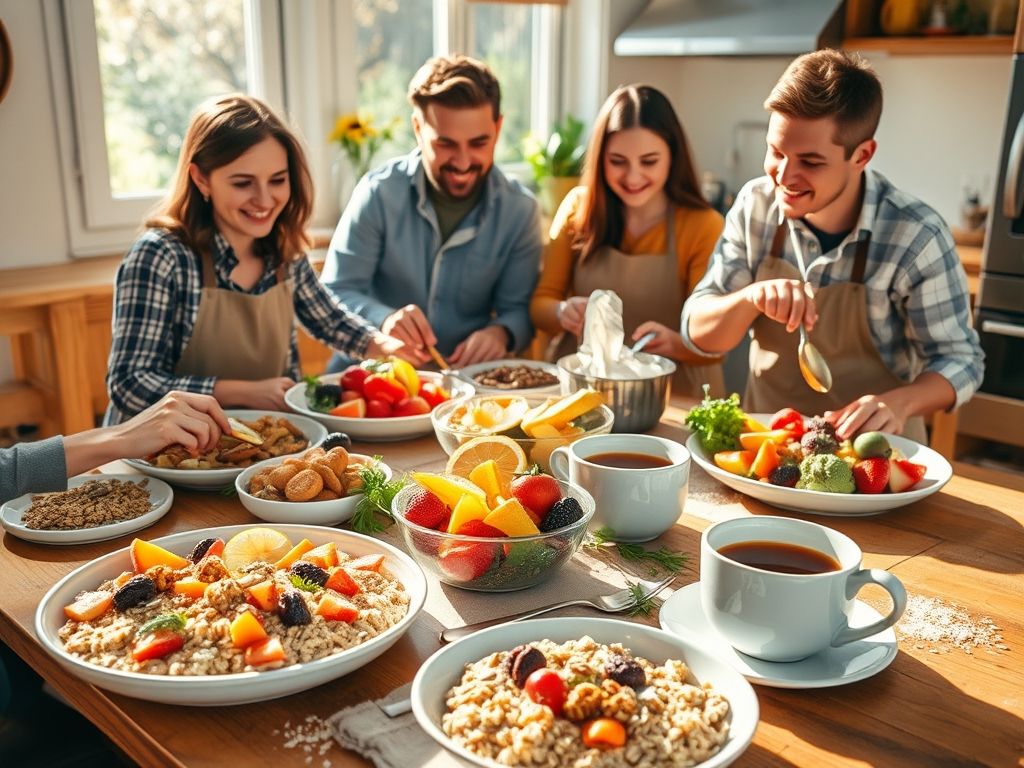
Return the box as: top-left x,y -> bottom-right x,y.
574,84 -> 708,260
147,93 -> 313,263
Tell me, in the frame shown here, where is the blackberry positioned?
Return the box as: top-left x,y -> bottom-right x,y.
604,654 -> 646,690
290,560 -> 329,588
768,463 -> 801,488
801,429 -> 839,455
539,497 -> 585,532
322,432 -> 352,451
189,537 -> 219,563
277,590 -> 312,626
113,575 -> 157,611
502,645 -> 546,688
314,383 -> 343,403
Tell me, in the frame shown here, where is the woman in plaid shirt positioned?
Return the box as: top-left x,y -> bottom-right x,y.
105,95 -> 413,424
683,50 -> 983,442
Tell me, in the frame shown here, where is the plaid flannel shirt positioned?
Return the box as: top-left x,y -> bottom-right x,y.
681,170 -> 984,407
105,228 -> 375,423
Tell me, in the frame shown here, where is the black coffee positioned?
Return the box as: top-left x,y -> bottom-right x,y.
587,451 -> 672,469
718,540 -> 841,575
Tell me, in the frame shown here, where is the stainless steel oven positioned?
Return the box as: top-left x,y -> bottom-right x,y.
978,39 -> 1024,400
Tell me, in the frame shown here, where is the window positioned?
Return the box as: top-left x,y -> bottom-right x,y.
351,0 -> 560,171
56,0 -> 282,250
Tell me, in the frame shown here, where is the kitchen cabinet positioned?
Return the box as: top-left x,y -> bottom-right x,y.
843,0 -> 1015,55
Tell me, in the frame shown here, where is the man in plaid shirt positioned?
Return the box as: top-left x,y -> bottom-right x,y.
682,49 -> 982,441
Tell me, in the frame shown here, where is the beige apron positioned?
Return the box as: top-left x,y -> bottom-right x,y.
550,208 -> 725,399
744,224 -> 927,442
174,253 -> 294,380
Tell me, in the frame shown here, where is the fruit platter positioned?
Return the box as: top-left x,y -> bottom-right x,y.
34,524 -> 427,706
683,394 -> 952,516
285,358 -> 474,441
431,389 -> 614,472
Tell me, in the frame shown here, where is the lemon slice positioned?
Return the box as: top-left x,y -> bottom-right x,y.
445,435 -> 527,484
222,527 -> 293,572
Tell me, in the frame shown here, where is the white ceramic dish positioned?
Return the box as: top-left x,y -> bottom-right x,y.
660,583 -> 898,689
686,423 -> 952,516
235,453 -> 391,526
284,371 -> 474,442
124,410 -> 328,491
411,616 -> 758,768
34,523 -> 427,706
1,474 -> 173,545
456,358 -> 561,395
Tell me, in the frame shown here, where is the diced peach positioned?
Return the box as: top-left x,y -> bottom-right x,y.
739,430 -> 792,450
244,637 -> 285,666
230,610 -> 269,648
713,450 -> 757,476
273,538 -> 315,569
63,591 -> 113,622
172,579 -> 211,600
303,542 -> 339,569
316,592 -> 359,623
742,416 -> 769,433
346,553 -> 385,573
325,567 -> 360,597
130,538 -> 190,573
245,580 -> 278,611
750,440 -> 780,480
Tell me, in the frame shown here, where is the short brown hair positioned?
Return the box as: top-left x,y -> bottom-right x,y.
407,54 -> 501,120
148,93 -> 313,263
764,49 -> 883,158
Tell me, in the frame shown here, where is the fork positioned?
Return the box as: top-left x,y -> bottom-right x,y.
439,575 -> 676,644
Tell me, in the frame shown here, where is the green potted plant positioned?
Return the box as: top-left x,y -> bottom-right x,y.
522,115 -> 586,216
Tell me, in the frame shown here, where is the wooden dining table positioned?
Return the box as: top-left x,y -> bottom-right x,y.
1,398 -> 1021,767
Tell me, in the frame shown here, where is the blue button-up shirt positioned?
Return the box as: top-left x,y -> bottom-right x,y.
682,170 -> 984,407
321,151 -> 542,357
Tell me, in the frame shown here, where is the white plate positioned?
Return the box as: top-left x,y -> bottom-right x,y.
456,358 -> 561,395
284,371 -> 474,442
687,421 -> 952,516
412,616 -> 758,768
235,453 -> 391,526
34,523 -> 427,706
124,410 -> 328,491
1,474 -> 173,545
660,583 -> 898,689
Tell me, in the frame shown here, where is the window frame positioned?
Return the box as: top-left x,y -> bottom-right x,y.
48,0 -> 284,256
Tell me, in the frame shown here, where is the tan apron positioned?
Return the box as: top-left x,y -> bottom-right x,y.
550,208 -> 725,399
744,224 -> 927,442
174,253 -> 294,380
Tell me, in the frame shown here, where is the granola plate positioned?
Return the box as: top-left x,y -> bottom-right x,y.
412,616 -> 758,768
35,524 -> 427,706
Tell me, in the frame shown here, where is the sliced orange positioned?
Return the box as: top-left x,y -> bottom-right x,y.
222,527 -> 293,572
331,398 -> 366,418
444,435 -> 527,487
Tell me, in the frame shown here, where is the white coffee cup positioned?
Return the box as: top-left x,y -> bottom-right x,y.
549,433 -> 689,542
700,516 -> 906,662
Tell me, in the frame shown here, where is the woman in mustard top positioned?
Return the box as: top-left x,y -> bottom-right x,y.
530,85 -> 725,398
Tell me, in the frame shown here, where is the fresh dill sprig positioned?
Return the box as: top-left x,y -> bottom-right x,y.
350,459 -> 405,534
626,581 -> 659,617
585,526 -> 687,576
219,484 -> 237,497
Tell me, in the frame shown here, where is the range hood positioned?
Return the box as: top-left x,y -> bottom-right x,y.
615,0 -> 844,57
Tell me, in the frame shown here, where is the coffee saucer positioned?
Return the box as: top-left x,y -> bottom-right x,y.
659,582 -> 898,689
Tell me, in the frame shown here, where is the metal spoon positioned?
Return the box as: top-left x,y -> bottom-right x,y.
631,330 -> 657,354
784,216 -> 833,393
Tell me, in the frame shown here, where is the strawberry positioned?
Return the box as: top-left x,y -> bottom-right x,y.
889,458 -> 927,493
455,519 -> 507,538
402,487 -> 450,530
852,457 -> 889,494
770,407 -> 806,438
510,470 -> 561,519
437,541 -> 496,582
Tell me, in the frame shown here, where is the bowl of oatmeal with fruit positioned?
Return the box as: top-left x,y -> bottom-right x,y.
34,524 -> 427,706
412,617 -> 757,768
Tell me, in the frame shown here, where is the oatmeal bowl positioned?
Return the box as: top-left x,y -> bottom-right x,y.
34,524 -> 427,706
412,616 -> 758,768
457,359 -> 562,395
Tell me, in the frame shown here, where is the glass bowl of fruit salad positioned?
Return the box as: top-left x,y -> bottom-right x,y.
431,391 -> 614,473
390,472 -> 595,592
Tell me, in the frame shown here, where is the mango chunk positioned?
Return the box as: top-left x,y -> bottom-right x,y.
447,493 -> 490,534
411,472 -> 486,508
483,498 -> 541,537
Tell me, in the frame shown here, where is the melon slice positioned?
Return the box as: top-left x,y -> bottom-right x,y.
410,472 -> 486,509
447,493 -> 490,534
521,389 -> 604,435
483,497 -> 541,537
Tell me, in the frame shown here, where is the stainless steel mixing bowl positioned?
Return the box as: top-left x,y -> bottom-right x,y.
557,352 -> 676,432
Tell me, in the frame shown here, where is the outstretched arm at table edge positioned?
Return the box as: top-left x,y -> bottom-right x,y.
825,371 -> 956,440
684,291 -> 762,355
